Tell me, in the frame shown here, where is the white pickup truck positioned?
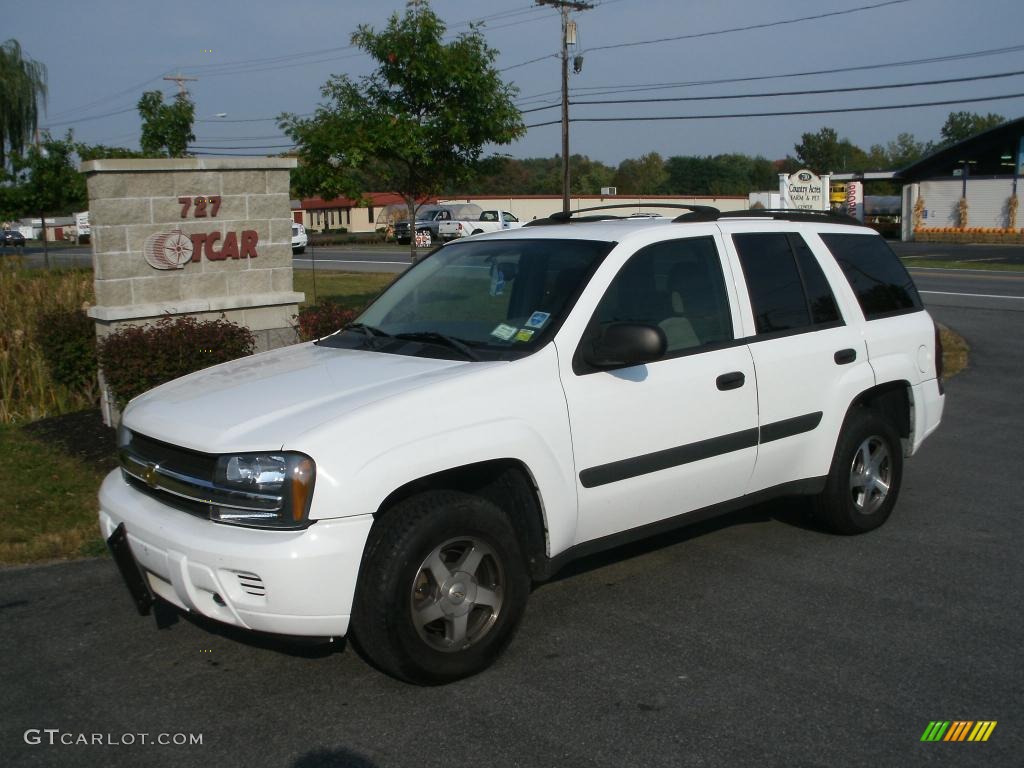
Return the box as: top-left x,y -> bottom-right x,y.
438,209 -> 522,240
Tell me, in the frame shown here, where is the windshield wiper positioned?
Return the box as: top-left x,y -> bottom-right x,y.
342,322 -> 392,347
393,332 -> 481,361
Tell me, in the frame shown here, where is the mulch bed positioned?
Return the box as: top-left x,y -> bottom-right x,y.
21,408 -> 118,472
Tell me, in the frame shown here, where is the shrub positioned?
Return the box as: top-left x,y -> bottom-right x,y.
97,315 -> 255,406
35,308 -> 98,399
294,300 -> 356,342
0,268 -> 95,424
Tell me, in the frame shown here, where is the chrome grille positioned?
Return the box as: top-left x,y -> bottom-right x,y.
120,431 -> 283,519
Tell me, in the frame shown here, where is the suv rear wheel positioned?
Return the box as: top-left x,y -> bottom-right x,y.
813,408 -> 903,535
351,490 -> 530,684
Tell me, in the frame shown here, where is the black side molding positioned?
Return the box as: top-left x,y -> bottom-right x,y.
579,428 -> 759,488
579,412 -> 824,488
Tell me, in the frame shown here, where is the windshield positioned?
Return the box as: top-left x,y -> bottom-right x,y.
319,238 -> 613,361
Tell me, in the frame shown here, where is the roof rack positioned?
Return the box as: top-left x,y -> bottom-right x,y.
524,203 -> 721,226
717,208 -> 870,226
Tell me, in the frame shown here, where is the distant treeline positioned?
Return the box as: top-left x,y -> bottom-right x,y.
450,153 -> 791,197
448,113 -> 1007,197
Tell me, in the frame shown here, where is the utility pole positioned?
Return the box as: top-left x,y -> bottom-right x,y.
163,73 -> 198,98
535,1 -> 592,214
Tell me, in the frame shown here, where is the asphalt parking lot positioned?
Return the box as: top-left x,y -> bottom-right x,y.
3,260 -> 1022,768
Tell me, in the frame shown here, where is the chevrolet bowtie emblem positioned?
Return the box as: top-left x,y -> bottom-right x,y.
142,463 -> 160,488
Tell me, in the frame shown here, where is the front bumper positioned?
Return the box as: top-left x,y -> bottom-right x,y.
98,470 -> 373,637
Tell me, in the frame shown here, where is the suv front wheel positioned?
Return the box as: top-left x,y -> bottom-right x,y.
351,490 -> 531,684
813,408 -> 903,535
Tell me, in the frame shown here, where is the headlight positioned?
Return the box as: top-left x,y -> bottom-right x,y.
211,452 -> 316,529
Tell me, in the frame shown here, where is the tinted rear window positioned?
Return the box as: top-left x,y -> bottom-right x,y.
819,233 -> 922,319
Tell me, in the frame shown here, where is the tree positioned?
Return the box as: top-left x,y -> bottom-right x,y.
938,111 -> 1005,147
884,132 -> 931,168
663,154 -> 776,195
77,142 -> 147,162
614,152 -> 667,195
794,127 -> 868,174
280,2 -> 524,258
138,90 -> 195,157
0,39 -> 47,169
7,131 -> 87,267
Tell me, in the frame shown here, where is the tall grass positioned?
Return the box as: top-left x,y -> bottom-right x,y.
0,267 -> 95,423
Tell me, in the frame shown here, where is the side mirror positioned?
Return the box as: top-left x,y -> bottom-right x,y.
584,322 -> 666,369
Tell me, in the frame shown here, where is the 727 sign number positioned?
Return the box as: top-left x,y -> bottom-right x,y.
179,196 -> 222,219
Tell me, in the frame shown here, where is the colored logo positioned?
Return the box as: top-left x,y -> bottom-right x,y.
920,721 -> 997,742
144,229 -> 194,270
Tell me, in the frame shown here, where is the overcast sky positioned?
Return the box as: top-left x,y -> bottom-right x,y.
7,0 -> 1024,165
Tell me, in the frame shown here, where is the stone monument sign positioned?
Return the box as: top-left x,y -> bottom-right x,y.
80,157 -> 303,423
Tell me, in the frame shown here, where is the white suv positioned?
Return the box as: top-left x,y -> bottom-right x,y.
100,206 -> 944,684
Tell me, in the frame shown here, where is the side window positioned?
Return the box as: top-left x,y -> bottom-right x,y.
792,237 -> 841,325
819,233 -> 923,319
733,233 -> 810,334
502,212 -> 519,223
733,233 -> 843,335
591,237 -> 733,355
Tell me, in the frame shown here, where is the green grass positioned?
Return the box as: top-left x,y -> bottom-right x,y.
940,327 -> 969,379
0,267 -> 96,423
292,270 -> 397,310
0,424 -> 107,565
902,258 -> 1024,272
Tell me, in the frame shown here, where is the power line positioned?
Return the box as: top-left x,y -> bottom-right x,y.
568,69 -> 1024,108
524,91 -> 1024,128
501,0 -> 913,72
562,43 -> 1024,99
585,0 -> 914,54
43,103 -> 150,129
45,73 -> 168,121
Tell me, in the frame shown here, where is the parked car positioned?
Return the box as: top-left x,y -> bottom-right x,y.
1,230 -> 26,247
291,223 -> 308,254
392,206 -> 456,246
101,205 -> 944,685
437,209 -> 523,240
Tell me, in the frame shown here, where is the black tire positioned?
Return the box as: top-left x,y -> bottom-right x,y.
397,237 -> 410,245
351,490 -> 531,684
813,407 -> 903,535
471,229 -> 484,236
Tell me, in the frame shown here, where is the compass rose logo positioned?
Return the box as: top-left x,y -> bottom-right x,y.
143,229 -> 194,270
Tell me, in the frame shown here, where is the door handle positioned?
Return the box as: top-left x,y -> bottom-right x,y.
716,371 -> 746,391
834,348 -> 857,365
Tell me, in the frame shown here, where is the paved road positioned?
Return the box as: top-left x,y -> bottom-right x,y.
910,267 -> 1024,312
891,241 -> 1024,265
2,285 -> 1021,766
1,245 -> 92,269
294,245 -> 414,274
7,241 -> 1024,275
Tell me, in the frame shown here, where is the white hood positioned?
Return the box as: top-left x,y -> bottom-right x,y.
123,342 -> 483,453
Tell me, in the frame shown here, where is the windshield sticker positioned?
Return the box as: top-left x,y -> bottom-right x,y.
514,329 -> 535,342
525,311 -> 551,329
491,323 -> 518,341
